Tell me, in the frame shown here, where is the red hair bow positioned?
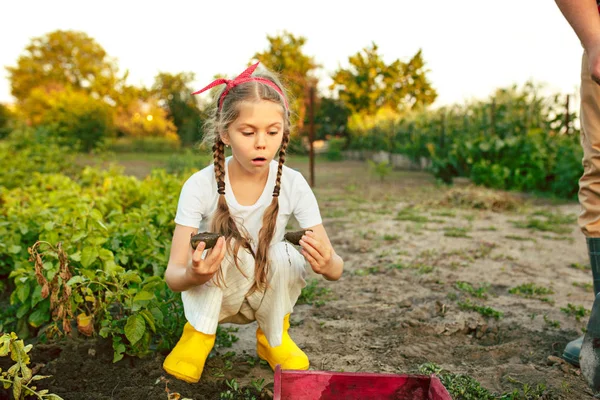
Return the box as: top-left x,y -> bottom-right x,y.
192,62 -> 289,111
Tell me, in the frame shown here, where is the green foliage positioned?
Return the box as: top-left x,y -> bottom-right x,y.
253,31 -> 319,133
0,127 -> 78,189
152,72 -> 204,146
367,159 -> 392,181
419,363 -> 550,400
39,88 -> 116,152
297,279 -> 331,307
509,283 -> 553,300
325,138 -> 345,161
0,156 -> 188,355
346,82 -> 581,199
560,304 -> 590,322
0,332 -> 63,399
455,281 -> 489,299
219,378 -> 263,400
7,30 -> 124,104
330,43 -> 437,116
108,136 -> 182,153
458,299 -> 503,319
0,103 -> 17,139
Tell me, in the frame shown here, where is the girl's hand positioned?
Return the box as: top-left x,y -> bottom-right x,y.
186,236 -> 227,284
299,230 -> 334,276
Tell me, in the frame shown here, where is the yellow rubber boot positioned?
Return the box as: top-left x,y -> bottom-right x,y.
256,314 -> 309,370
163,322 -> 216,383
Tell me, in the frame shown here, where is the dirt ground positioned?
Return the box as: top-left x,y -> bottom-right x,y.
4,160 -> 598,399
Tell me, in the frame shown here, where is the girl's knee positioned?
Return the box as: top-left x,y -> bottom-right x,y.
268,242 -> 306,279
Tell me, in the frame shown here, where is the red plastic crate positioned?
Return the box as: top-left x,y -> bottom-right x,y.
273,365 -> 452,400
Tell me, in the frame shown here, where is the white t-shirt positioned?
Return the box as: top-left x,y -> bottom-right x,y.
175,157 -> 322,248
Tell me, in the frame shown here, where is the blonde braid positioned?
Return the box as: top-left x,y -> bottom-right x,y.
251,131 -> 291,293
210,138 -> 254,285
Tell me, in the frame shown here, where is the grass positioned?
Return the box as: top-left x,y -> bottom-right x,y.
512,210 -> 576,234
444,227 -> 471,238
509,283 -> 554,302
395,207 -> 429,223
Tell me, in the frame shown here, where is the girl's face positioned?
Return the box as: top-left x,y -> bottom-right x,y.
222,100 -> 285,175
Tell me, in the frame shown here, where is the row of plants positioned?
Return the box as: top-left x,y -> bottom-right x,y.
341,83 -> 583,199
0,128 -> 200,363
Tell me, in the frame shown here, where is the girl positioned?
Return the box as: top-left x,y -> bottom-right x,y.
162,62 -> 344,383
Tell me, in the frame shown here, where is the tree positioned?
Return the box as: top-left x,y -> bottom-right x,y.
0,104 -> 16,139
6,30 -> 125,104
253,32 -> 319,133
309,97 -> 351,140
152,72 -> 203,145
39,88 -> 115,152
330,43 -> 437,116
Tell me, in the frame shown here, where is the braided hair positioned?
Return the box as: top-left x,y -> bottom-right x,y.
201,66 -> 292,292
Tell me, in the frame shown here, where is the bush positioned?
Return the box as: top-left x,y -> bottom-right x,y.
107,136 -> 181,153
0,127 -> 78,189
39,89 -> 116,152
325,138 -> 345,161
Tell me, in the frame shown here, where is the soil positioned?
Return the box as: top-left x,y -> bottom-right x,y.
3,160 -> 598,399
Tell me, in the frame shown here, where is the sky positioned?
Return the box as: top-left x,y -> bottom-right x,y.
0,0 -> 584,108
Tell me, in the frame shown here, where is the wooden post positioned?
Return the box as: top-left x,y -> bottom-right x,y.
309,85 -> 315,187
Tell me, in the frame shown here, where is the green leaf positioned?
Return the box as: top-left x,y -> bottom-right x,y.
70,251 -> 82,262
8,244 -> 22,254
12,376 -> 22,400
121,270 -> 142,284
66,276 -> 85,286
17,284 -> 31,304
30,286 -> 43,308
133,291 -> 154,302
44,221 -> 55,231
71,232 -> 87,243
124,314 -> 146,345
0,334 -> 10,356
98,248 -> 114,261
140,310 -> 156,333
113,342 -> 126,363
150,308 -> 164,326
28,308 -> 50,328
80,247 -> 99,268
16,303 -> 30,319
90,209 -> 103,221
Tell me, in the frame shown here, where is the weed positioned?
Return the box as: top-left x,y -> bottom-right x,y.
509,283 -> 554,302
505,235 -> 536,242
458,299 -> 503,319
419,362 -> 551,399
383,234 -> 399,241
569,262 -> 590,271
513,211 -> 575,234
297,279 -> 332,307
560,304 -> 590,322
215,326 -> 239,349
444,227 -> 471,238
396,207 -> 429,223
543,314 -> 561,329
455,281 -> 489,299
572,282 -> 594,292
